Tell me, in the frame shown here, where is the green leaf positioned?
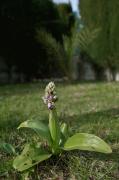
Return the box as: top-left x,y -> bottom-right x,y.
59,123 -> 69,146
0,143 -> 16,155
18,119 -> 52,144
49,109 -> 60,147
63,133 -> 112,154
60,123 -> 68,139
13,144 -> 52,172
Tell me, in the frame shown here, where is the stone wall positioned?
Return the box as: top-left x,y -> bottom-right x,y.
0,57 -> 9,84
74,56 -> 96,81
0,56 -> 26,84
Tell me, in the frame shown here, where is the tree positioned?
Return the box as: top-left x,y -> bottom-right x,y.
0,0 -> 73,81
35,29 -> 66,78
56,3 -> 75,37
79,0 -> 119,71
62,20 -> 100,80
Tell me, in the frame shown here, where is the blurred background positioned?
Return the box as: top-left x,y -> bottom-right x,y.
0,0 -> 119,84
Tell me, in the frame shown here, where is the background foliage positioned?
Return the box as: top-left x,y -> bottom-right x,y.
0,0 -> 74,81
79,0 -> 119,69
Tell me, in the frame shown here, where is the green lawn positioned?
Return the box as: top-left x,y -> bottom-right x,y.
0,82 -> 119,179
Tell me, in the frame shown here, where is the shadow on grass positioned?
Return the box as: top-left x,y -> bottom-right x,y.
0,111 -> 48,131
64,107 -> 119,126
63,108 -> 119,138
62,107 -> 119,163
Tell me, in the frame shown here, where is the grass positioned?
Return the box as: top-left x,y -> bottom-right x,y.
0,82 -> 119,179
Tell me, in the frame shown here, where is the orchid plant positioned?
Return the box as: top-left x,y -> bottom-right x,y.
13,82 -> 112,172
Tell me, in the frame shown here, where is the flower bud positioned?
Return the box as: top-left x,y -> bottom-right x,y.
53,95 -> 58,102
45,82 -> 55,94
42,96 -> 47,104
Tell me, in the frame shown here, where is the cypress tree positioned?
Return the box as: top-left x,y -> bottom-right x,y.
79,0 -> 119,70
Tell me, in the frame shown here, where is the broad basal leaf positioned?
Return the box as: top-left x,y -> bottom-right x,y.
63,133 -> 112,154
49,109 -> 60,147
13,144 -> 52,172
0,143 -> 16,155
18,119 -> 52,144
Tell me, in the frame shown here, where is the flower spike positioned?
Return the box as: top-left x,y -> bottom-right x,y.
42,82 -> 58,110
